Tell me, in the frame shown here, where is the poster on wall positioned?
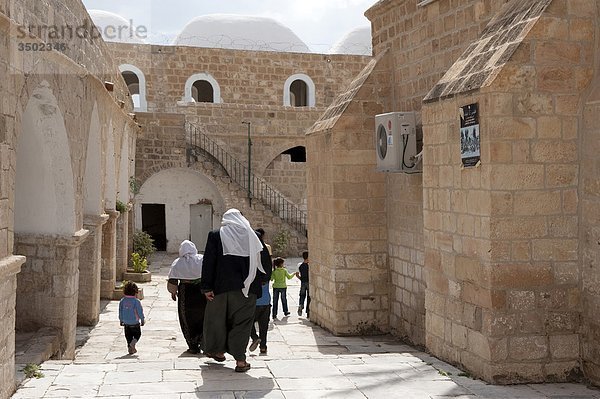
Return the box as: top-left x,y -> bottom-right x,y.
459,103 -> 480,168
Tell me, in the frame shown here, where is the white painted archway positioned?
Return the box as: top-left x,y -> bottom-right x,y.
83,102 -> 103,215
104,120 -> 116,210
117,127 -> 130,203
183,73 -> 222,103
135,168 -> 225,253
119,64 -> 147,112
15,81 -> 76,235
283,73 -> 316,107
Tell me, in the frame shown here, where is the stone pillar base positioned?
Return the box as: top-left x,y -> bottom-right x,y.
101,210 -> 120,299
15,230 -> 88,359
0,255 -> 26,399
78,214 -> 109,326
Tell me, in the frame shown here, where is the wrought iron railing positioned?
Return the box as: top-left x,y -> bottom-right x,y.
186,122 -> 307,236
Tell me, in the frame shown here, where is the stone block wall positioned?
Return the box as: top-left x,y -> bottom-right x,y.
108,43 -> 370,112
581,96 -> 600,382
363,0 -> 510,346
421,0 -> 597,383
14,233 -> 87,359
307,55 -> 389,335
0,256 -> 24,399
262,154 -> 307,210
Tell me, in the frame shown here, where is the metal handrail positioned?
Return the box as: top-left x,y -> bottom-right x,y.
186,122 -> 307,236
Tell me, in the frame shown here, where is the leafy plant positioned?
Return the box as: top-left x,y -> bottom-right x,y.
129,176 -> 141,195
23,363 -> 43,379
133,230 -> 156,259
116,200 -> 127,213
131,252 -> 148,273
272,229 -> 290,257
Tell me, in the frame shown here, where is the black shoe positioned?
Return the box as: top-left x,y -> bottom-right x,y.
186,347 -> 199,354
284,312 -> 290,316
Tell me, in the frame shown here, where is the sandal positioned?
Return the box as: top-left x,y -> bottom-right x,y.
206,353 -> 226,362
235,362 -> 251,373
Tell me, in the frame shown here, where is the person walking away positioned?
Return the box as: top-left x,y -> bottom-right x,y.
119,281 -> 145,354
255,228 -> 272,256
271,257 -> 295,319
167,240 -> 206,354
296,251 -> 310,317
249,282 -> 271,354
201,209 -> 272,372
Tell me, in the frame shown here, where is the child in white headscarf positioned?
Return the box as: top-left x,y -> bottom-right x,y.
200,209 -> 272,372
167,240 -> 205,354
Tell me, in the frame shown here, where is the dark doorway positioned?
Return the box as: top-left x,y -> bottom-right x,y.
282,146 -> 306,162
141,203 -> 167,251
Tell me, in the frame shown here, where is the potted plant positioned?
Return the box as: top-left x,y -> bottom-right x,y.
123,230 -> 156,283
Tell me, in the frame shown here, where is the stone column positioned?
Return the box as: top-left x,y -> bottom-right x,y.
115,207 -> 130,281
101,210 -> 120,299
15,230 -> 89,359
0,255 -> 26,399
77,214 -> 109,326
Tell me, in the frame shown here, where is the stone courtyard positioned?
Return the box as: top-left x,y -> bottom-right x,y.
11,253 -> 600,399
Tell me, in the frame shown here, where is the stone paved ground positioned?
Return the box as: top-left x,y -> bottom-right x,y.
12,253 -> 600,398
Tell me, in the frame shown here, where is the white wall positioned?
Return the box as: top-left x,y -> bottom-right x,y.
135,168 -> 225,253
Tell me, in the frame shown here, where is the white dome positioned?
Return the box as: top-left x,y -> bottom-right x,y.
329,26 -> 372,56
88,10 -> 146,44
174,14 -> 310,53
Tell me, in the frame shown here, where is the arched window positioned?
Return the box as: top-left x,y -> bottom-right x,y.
191,80 -> 214,103
184,73 -> 221,104
282,146 -> 306,162
283,74 -> 316,108
119,64 -> 147,111
290,80 -> 308,107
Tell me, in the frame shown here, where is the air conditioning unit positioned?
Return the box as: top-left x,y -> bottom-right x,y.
375,111 -> 422,173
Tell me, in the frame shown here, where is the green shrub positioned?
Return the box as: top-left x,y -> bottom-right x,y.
131,252 -> 148,273
272,229 -> 290,257
23,363 -> 43,379
116,200 -> 127,213
133,230 -> 156,259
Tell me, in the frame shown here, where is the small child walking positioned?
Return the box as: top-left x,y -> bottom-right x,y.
249,282 -> 271,354
270,257 -> 295,319
295,251 -> 310,317
119,281 -> 145,354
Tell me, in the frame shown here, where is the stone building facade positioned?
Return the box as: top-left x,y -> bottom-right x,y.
106,43 -> 370,253
0,1 -> 137,397
307,0 -> 600,386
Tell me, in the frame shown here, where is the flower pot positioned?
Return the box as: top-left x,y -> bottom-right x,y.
123,270 -> 152,283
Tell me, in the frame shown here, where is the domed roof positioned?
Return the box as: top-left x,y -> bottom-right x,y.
329,26 -> 372,56
174,14 -> 310,53
88,10 -> 146,44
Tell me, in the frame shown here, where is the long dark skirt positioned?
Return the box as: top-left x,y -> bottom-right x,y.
177,282 -> 207,352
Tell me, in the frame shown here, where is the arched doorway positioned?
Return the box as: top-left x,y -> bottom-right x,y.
135,168 -> 225,253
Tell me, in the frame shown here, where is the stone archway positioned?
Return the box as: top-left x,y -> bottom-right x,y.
263,146 -> 308,211
135,168 -> 225,253
14,81 -> 85,358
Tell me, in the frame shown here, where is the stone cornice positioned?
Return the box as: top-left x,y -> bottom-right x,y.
0,255 -> 26,279
15,229 -> 90,247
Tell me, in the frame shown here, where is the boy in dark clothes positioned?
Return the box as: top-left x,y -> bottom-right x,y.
295,251 -> 310,317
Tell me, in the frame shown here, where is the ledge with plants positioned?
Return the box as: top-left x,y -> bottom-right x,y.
123,230 -> 156,283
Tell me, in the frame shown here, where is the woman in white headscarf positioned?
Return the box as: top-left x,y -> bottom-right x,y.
167,240 -> 205,354
201,209 -> 272,372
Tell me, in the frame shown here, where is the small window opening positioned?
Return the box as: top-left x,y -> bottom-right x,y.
283,146 -> 306,162
290,80 -> 308,107
192,80 -> 214,103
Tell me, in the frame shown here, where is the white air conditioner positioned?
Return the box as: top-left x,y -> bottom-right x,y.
375,111 -> 422,173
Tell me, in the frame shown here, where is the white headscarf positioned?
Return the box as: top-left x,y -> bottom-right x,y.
219,209 -> 265,297
168,240 -> 203,280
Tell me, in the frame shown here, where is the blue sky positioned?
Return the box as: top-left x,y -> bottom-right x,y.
82,0 -> 376,53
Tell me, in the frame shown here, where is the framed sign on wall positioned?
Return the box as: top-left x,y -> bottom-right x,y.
459,103 -> 480,168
